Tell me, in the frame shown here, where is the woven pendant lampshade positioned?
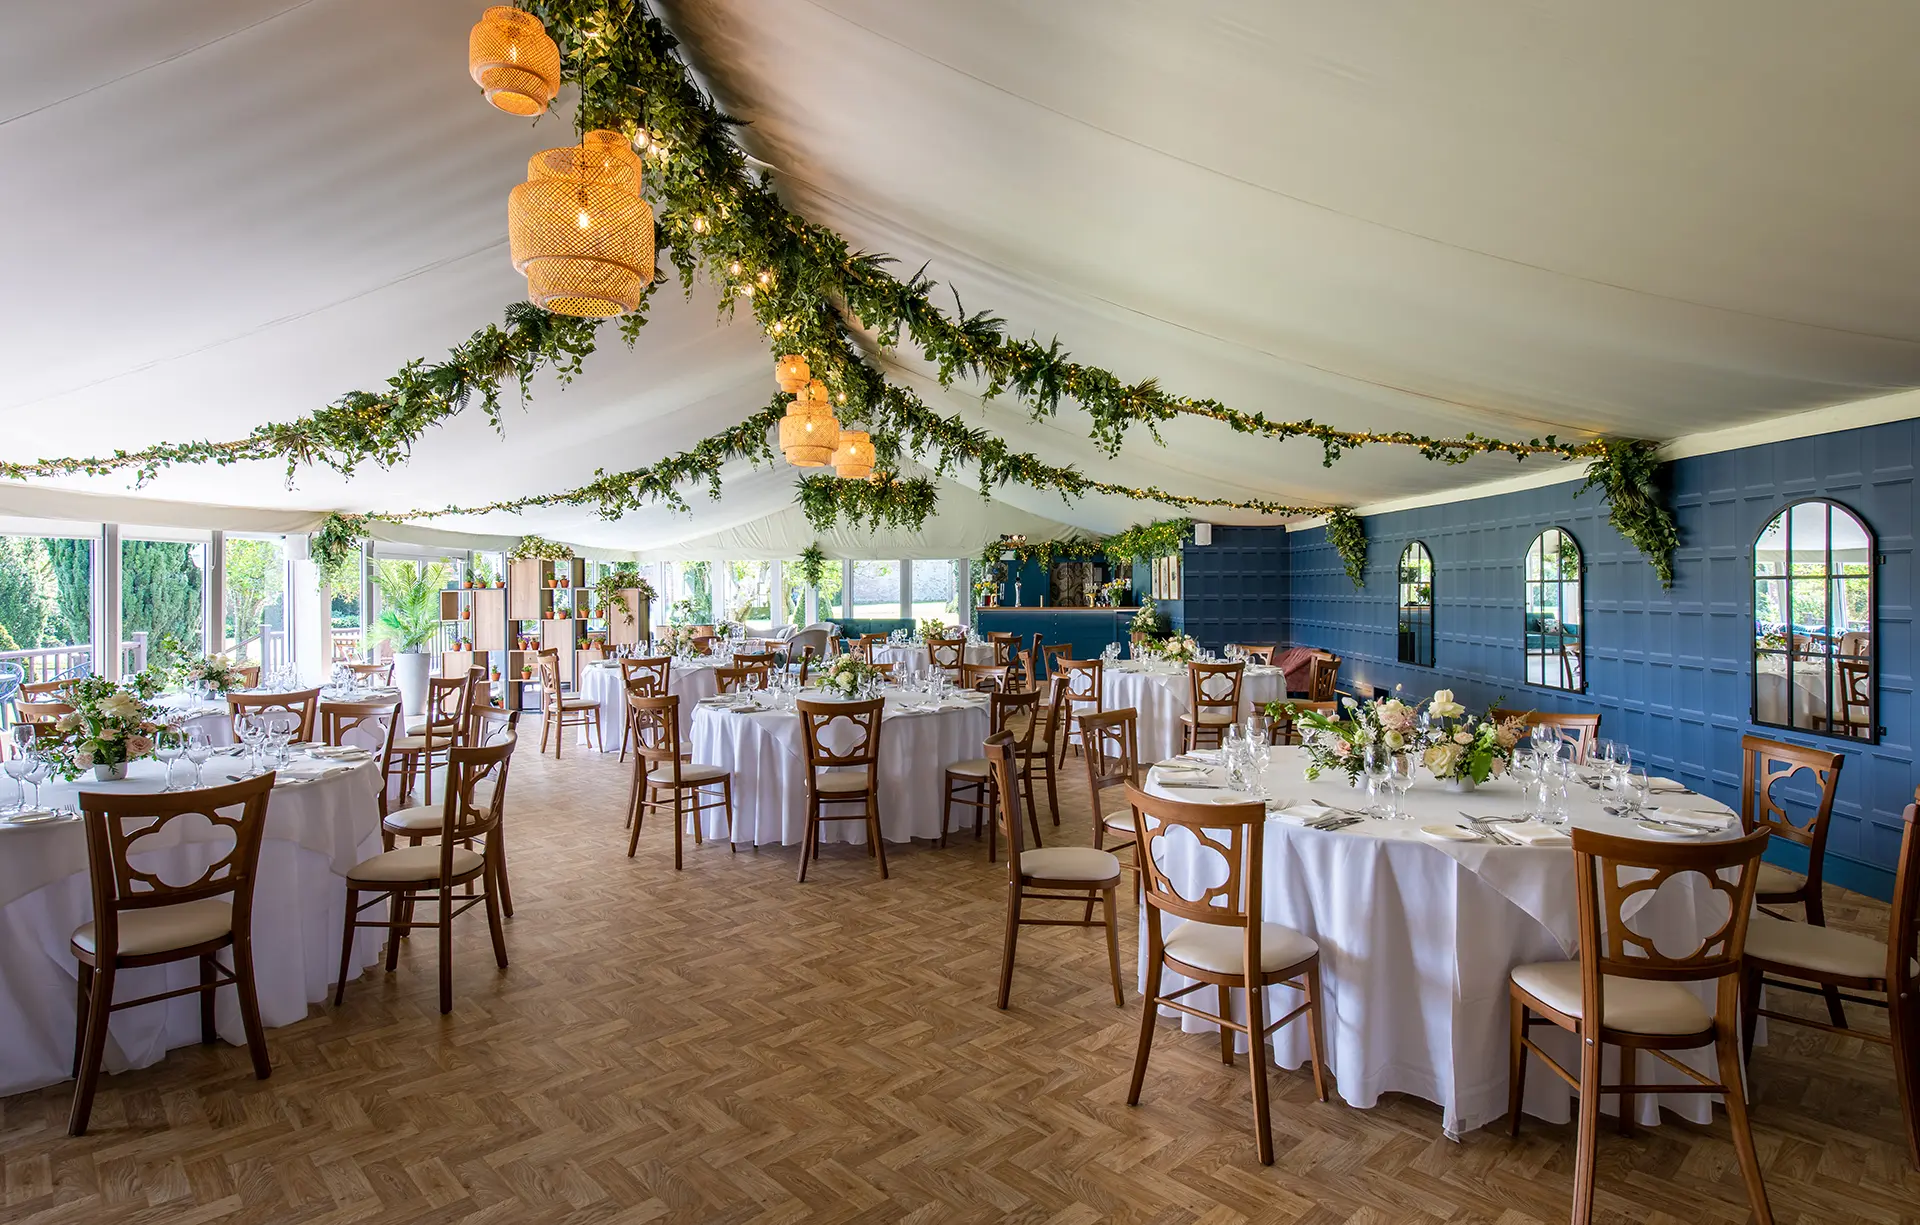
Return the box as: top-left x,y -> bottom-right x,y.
775,354 -> 810,394
778,382 -> 840,467
831,430 -> 873,480
468,7 -> 561,117
509,144 -> 655,318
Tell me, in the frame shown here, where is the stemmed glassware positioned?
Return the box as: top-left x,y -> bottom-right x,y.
183,725 -> 214,788
5,728 -> 34,813
237,713 -> 267,776
1362,742 -> 1392,817
1384,751 -> 1417,819
154,726 -> 187,791
20,750 -> 49,813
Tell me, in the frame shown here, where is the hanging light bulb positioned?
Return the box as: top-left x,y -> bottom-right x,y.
775,354 -> 810,393
778,380 -> 840,467
468,7 -> 561,117
831,429 -> 872,480
509,142 -> 655,318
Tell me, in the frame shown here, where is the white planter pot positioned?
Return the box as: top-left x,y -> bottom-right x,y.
392,651 -> 432,717
93,762 -> 128,782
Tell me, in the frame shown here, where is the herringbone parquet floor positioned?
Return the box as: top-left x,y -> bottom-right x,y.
2,742 -> 1916,1224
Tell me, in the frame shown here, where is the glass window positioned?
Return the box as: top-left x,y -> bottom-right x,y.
911,560 -> 960,623
727,560 -> 773,630
1753,499 -> 1874,741
224,535 -> 289,669
850,560 -> 899,620
780,556 -> 842,626
670,561 -> 712,624
1397,542 -> 1434,667
328,544 -> 365,664
1523,528 -> 1583,691
0,534 -> 94,681
122,534 -> 207,668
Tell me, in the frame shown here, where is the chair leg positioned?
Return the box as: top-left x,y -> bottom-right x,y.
438,884 -> 454,1015
1027,794 -> 1044,851
200,955 -> 217,1043
628,786 -> 648,858
1618,1051 -> 1636,1136
492,827 -> 513,918
484,860 -> 509,970
997,882 -> 1021,1009
1128,958 -> 1162,1106
1217,985 -> 1235,1064
1571,1026 -> 1604,1225
1507,995 -> 1528,1136
540,715 -> 551,755
1044,756 -> 1059,825
229,938 -> 271,1080
1740,968 -> 1763,1064
722,777 -> 735,851
1303,963 -> 1329,1102
1245,978 -> 1275,1165
68,962 -> 114,1136
870,797 -> 889,880
385,892 -> 404,972
1715,1028 -> 1774,1224
797,803 -> 816,883
334,889 -> 358,1006
672,789 -> 684,871
1102,887 -> 1123,1007
71,963 -> 92,1078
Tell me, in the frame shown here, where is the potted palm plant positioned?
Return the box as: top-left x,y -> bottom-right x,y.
370,559 -> 449,716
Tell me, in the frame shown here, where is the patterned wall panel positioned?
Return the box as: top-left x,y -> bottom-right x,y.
1177,526 -> 1288,651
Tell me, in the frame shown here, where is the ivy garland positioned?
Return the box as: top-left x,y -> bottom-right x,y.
510,534 -> 574,560
1577,439 -> 1678,587
1325,508 -> 1369,589
311,513 -> 373,582
795,543 -> 830,590
1103,518 -> 1193,566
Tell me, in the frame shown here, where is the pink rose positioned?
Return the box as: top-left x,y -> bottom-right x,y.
125,735 -> 154,757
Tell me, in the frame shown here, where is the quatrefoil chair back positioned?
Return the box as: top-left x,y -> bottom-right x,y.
1304,653 -> 1339,702
335,734 -> 516,1016
345,660 -> 394,686
854,633 -> 889,662
536,649 -> 600,757
227,686 -> 321,743
986,632 -> 1021,667
940,687 -> 1040,857
795,697 -> 887,882
927,635 -> 967,678
1038,642 -> 1074,684
617,656 -> 671,761
626,692 -> 733,868
319,697 -> 402,820
1741,796 -> 1920,1168
1507,826 -> 1774,1225
731,651 -> 778,669
959,660 -> 1019,693
70,773 -> 276,1135
1183,660 -> 1245,752
234,663 -> 262,690
1739,734 -> 1845,926
1054,658 -> 1104,763
1124,781 -> 1326,1165
984,735 -> 1123,1011
715,665 -> 770,694
1490,709 -> 1601,764
1228,643 -> 1277,665
1079,708 -> 1141,861
1268,699 -> 1337,745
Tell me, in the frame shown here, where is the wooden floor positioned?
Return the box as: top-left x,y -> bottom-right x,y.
2,740 -> 1916,1224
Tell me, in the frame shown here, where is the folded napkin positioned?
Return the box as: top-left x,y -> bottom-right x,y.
1490,821 -> 1572,847
1270,802 -> 1335,826
275,761 -> 353,781
1639,807 -> 1732,831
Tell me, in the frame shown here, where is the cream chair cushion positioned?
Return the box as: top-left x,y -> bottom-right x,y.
73,899 -> 231,957
946,757 -> 991,778
1180,710 -> 1236,726
348,844 -> 484,885
557,697 -> 597,711
815,769 -> 871,793
1510,961 -> 1711,1035
382,804 -> 442,833
1101,809 -> 1135,834
1755,863 -> 1807,896
1019,846 -> 1121,882
1746,914 -> 1909,981
647,762 -> 728,785
404,715 -> 459,736
1164,920 -> 1317,974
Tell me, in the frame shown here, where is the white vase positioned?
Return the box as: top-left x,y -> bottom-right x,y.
392,650 -> 432,717
1444,777 -> 1476,793
93,762 -> 127,782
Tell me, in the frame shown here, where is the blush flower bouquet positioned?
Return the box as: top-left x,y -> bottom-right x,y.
818,653 -> 881,698
1419,689 -> 1527,790
47,676 -> 164,781
1268,692 -> 1422,783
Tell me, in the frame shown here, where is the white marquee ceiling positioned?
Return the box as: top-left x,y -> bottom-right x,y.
4,0 -> 1917,551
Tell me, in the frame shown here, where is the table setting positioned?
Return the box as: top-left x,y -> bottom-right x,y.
578,653 -> 723,747
1099,641 -> 1289,761
870,627 -> 995,679
1136,689 -> 1744,1137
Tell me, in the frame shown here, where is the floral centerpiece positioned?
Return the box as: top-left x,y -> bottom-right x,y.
183,654 -> 246,695
1268,694 -> 1420,783
1421,689 -> 1525,791
47,677 -> 164,781
817,653 -> 881,698
656,625 -> 698,656
1157,633 -> 1200,665
918,618 -> 946,642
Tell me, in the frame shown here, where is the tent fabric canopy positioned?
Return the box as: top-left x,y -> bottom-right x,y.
2,1 -> 1916,553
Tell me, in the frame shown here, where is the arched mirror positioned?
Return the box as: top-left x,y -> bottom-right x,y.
1397,542 -> 1434,666
1524,528 -> 1583,691
1752,499 -> 1875,741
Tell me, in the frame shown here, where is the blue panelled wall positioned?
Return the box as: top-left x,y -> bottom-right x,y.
1180,419 -> 1915,899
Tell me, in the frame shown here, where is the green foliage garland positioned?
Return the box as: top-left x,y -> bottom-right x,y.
1103,519 -> 1193,566
796,544 -> 829,590
510,534 -> 574,560
592,563 -> 653,615
1325,508 -> 1368,589
311,513 -> 371,583
1577,439 -> 1678,587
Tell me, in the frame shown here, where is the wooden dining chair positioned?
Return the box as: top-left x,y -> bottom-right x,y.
1739,734 -> 1845,926
986,632 -> 1021,668
536,649 -> 599,757
1009,677 -> 1066,827
22,677 -> 74,700
870,661 -> 895,680
940,687 -> 1040,855
853,633 -> 889,662
1268,699 -> 1337,745
795,697 -> 887,882
626,693 -> 733,868
390,675 -> 467,806
959,660 -> 1018,693
1490,708 -> 1601,763
1125,782 -> 1327,1165
985,734 -> 1124,1010
1054,659 -> 1104,763
334,735 -> 514,1015
319,697 -> 402,821
1228,643 -> 1277,665
927,635 -> 967,679
794,646 -> 818,685
1080,708 -> 1141,861
1742,795 -> 1920,1168
234,664 -> 262,689
15,700 -> 74,727
715,665 -> 770,694
1507,825 -> 1773,1224
385,712 -> 523,919
227,686 -> 321,742
1835,656 -> 1874,737
689,634 -> 719,656
617,656 -> 671,762
345,660 -> 394,686
69,774 -> 276,1135
1304,653 -> 1339,702
1038,642 -> 1074,684
1183,660 -> 1245,752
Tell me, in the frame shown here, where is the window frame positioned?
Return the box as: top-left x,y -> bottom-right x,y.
1522,527 -> 1585,693
1397,541 -> 1435,667
1749,496 -> 1876,744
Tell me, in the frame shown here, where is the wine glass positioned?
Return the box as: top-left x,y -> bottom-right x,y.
238,714 -> 267,776
1509,751 -> 1540,817
1385,750 -> 1417,819
154,726 -> 186,791
1620,766 -> 1650,817
3,748 -> 31,813
1362,742 -> 1392,817
1529,722 -> 1556,759
184,725 -> 214,787
21,750 -> 50,813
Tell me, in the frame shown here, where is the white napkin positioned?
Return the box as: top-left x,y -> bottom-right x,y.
1270,802 -> 1334,826
1490,821 -> 1572,847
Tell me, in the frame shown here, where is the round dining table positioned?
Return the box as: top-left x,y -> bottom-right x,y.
871,640 -> 996,679
688,687 -> 990,846
1102,661 -> 1289,762
1138,745 -> 1744,1137
577,658 -> 722,749
0,754 -> 386,1097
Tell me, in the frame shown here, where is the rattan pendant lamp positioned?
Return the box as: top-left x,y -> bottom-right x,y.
468,7 -> 561,116
778,378 -> 841,467
508,135 -> 656,318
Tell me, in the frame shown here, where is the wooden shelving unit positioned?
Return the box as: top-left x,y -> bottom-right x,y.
438,561 -> 651,712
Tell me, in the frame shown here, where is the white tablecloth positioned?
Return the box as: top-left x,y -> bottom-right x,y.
0,757 -> 386,1096
1102,664 -> 1289,762
871,641 -> 995,678
578,660 -> 721,750
688,690 -> 990,845
1141,746 -> 1742,1135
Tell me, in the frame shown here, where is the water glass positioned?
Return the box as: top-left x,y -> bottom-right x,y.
1362,742 -> 1392,816
3,753 -> 31,813
184,725 -> 214,787
1536,756 -> 1574,826
1620,766 -> 1650,816
154,727 -> 186,792
1384,751 -> 1417,819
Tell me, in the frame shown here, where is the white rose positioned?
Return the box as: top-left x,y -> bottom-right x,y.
1424,743 -> 1461,776
1384,730 -> 1404,749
